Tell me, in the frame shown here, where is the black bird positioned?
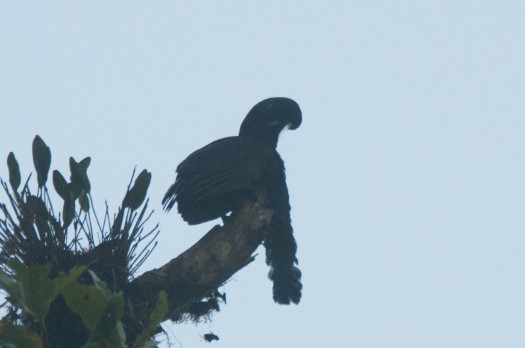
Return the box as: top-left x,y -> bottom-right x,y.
162,97 -> 302,305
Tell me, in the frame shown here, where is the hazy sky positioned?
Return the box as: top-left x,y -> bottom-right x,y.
1,1 -> 525,347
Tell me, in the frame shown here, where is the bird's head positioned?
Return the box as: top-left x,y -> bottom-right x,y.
239,97 -> 302,148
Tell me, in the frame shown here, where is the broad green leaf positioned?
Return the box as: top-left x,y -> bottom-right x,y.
61,281 -> 108,331
79,191 -> 90,212
7,152 -> 21,191
53,266 -> 86,292
133,291 -> 168,347
78,157 -> 91,173
32,135 -> 51,187
63,199 -> 75,228
67,181 -> 81,200
70,156 -> 91,194
82,323 -> 126,348
88,292 -> 125,344
147,291 -> 168,331
79,158 -> 91,193
52,170 -> 70,200
8,261 -> 57,323
0,263 -> 84,324
140,340 -> 160,348
0,268 -> 20,300
81,344 -> 99,348
0,320 -> 43,348
105,321 -> 127,348
122,170 -> 151,211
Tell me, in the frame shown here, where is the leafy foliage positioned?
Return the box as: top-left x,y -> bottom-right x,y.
0,319 -> 43,348
0,136 -> 163,347
0,261 -> 129,347
132,291 -> 168,348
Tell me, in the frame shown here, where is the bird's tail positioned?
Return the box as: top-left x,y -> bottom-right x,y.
264,215 -> 302,304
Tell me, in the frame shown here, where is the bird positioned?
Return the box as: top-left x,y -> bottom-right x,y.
162,97 -> 302,305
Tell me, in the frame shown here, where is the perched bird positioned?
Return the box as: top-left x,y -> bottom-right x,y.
163,97 -> 302,304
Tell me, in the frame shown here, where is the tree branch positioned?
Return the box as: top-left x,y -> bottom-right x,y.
125,195 -> 272,335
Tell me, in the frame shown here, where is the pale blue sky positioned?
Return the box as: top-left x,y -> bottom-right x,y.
1,1 -> 525,347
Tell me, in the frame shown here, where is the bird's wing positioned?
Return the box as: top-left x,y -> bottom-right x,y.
162,136 -> 272,222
